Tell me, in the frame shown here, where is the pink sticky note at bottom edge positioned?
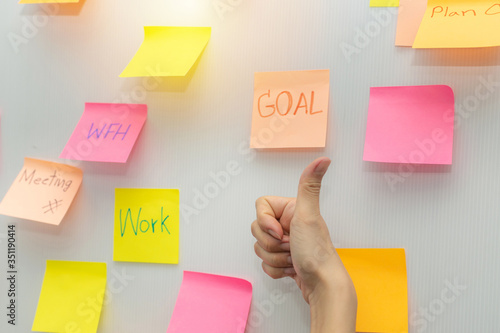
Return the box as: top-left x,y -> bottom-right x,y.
167,271 -> 253,333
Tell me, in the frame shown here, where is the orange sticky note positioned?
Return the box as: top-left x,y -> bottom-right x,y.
0,158 -> 83,225
413,0 -> 500,48
395,0 -> 428,46
250,70 -> 329,148
19,0 -> 79,3
337,249 -> 408,333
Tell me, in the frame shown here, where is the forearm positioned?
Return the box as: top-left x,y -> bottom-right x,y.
309,271 -> 357,333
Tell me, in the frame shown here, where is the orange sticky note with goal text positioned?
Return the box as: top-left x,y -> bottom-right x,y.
250,70 -> 329,149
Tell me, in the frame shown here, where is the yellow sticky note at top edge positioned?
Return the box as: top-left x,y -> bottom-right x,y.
337,249 -> 408,333
32,260 -> 107,333
114,188 -> 179,264
413,0 -> 500,48
19,0 -> 79,3
250,69 -> 330,149
370,0 -> 399,7
0,157 -> 83,225
120,27 -> 211,77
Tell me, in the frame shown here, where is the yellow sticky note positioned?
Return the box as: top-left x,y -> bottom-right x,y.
120,27 -> 211,77
413,0 -> 500,48
370,0 -> 399,7
0,158 -> 83,225
337,249 -> 408,333
32,261 -> 107,333
19,0 -> 79,3
114,189 -> 179,264
250,70 -> 329,148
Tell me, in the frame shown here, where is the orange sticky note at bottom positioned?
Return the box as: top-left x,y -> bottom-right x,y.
337,248 -> 408,333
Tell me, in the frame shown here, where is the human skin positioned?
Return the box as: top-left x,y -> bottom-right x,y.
251,157 -> 357,333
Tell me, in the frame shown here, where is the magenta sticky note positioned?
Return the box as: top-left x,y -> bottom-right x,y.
60,103 -> 147,163
167,271 -> 252,333
363,85 -> 454,164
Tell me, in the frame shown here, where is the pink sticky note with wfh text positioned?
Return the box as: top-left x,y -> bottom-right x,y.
60,103 -> 147,163
0,158 -> 83,225
167,271 -> 252,333
363,85 -> 454,164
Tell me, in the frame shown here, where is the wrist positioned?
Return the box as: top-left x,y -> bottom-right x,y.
308,263 -> 357,333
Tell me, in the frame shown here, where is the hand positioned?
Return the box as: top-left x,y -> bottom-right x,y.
251,157 -> 357,332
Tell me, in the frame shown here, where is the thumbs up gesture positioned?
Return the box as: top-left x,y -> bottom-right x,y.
251,157 -> 357,333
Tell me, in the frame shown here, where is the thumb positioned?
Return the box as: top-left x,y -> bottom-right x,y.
295,157 -> 331,217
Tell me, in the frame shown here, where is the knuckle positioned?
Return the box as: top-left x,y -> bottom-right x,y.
269,254 -> 282,267
250,221 -> 258,236
253,242 -> 262,258
293,213 -> 321,226
262,263 -> 279,279
268,270 -> 280,279
300,181 -> 322,196
255,196 -> 266,208
260,238 -> 272,252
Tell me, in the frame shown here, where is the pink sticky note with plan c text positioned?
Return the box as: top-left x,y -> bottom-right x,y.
167,271 -> 252,333
60,103 -> 147,163
363,85 -> 454,164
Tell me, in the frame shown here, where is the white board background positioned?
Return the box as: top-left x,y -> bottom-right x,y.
1,1 -> 500,332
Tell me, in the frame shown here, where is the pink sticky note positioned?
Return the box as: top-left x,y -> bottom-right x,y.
167,271 -> 253,333
363,85 -> 454,164
60,103 -> 147,163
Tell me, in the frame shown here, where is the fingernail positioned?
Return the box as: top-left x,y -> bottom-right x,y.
280,242 -> 290,251
314,158 -> 331,176
284,267 -> 295,275
268,229 -> 281,240
287,256 -> 293,264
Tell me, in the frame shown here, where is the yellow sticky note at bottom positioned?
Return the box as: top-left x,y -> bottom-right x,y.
337,248 -> 408,333
114,189 -> 179,264
32,261 -> 107,333
370,0 -> 399,6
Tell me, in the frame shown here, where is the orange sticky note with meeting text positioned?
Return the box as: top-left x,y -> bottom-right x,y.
337,248 -> 408,333
0,158 -> 83,225
413,0 -> 500,48
250,70 -> 329,149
